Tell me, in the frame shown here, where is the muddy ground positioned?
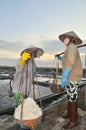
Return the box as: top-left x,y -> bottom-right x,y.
0,87 -> 85,130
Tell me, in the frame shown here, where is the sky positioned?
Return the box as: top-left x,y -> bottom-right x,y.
0,0 -> 86,68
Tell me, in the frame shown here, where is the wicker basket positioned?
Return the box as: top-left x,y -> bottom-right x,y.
16,116 -> 42,129
50,85 -> 65,93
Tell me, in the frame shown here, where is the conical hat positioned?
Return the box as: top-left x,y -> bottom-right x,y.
21,47 -> 44,58
59,31 -> 82,44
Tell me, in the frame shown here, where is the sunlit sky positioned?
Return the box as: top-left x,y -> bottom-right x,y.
0,0 -> 86,68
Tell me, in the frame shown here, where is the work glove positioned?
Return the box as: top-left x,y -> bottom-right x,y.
19,52 -> 31,66
61,68 -> 71,88
55,54 -> 62,61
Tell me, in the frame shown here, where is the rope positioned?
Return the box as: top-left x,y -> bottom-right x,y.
48,57 -> 56,85
55,57 -> 59,93
31,56 -> 44,126
31,54 -> 43,108
35,76 -> 42,108
31,55 -> 42,108
48,57 -> 61,94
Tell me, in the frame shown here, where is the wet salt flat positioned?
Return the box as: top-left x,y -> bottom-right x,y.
0,75 -> 86,130
0,88 -> 86,130
0,78 -> 53,98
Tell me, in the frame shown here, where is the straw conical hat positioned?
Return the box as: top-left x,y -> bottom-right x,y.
21,47 -> 44,58
59,31 -> 82,44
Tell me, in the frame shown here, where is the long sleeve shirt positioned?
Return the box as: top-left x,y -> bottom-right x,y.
12,59 -> 36,96
62,43 -> 82,82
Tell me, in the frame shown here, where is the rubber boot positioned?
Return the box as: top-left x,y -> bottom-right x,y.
61,102 -> 70,118
63,102 -> 79,129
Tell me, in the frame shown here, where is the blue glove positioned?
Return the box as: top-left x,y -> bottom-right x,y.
55,55 -> 62,61
61,68 -> 71,88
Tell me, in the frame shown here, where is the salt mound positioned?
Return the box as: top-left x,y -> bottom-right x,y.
14,97 -> 42,120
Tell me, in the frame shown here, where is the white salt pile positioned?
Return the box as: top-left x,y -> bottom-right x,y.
14,97 -> 42,120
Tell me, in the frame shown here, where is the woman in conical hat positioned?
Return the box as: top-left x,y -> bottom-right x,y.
59,31 -> 82,45
56,31 -> 83,129
11,47 -> 44,106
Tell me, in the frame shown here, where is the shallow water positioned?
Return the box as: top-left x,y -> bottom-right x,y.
0,78 -> 53,99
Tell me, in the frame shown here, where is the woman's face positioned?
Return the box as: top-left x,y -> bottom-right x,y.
63,37 -> 70,46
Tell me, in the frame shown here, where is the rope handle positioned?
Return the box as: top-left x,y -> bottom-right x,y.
35,76 -> 42,108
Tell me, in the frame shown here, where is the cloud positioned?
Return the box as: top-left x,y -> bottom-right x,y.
40,39 -> 66,54
0,37 -> 86,67
0,40 -> 26,51
0,58 -> 17,66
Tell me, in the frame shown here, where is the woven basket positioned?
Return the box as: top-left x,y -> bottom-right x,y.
16,116 -> 42,129
50,85 -> 65,93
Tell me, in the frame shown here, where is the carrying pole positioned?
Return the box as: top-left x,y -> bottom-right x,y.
85,53 -> 86,106
32,56 -> 35,100
20,67 -> 25,129
55,44 -> 86,57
